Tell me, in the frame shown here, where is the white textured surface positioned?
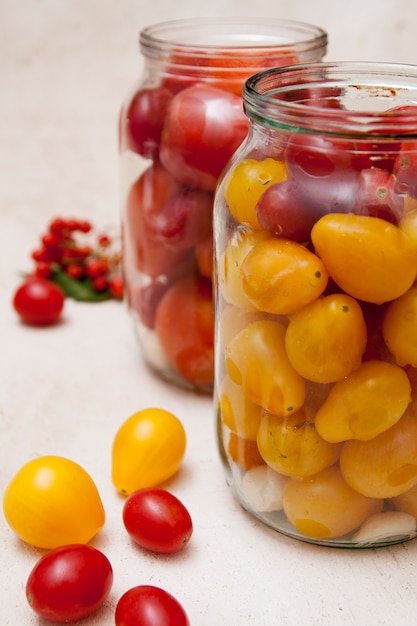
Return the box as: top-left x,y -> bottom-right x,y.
2,1 -> 417,624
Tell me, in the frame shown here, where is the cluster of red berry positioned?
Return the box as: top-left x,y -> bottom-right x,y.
31,217 -> 124,300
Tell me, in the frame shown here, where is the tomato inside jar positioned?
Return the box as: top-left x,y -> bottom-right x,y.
119,18 -> 327,392
214,62 -> 417,547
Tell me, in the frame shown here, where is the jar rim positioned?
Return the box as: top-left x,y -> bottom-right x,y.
243,61 -> 417,138
139,17 -> 327,61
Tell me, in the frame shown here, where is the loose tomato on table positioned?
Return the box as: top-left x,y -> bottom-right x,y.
2,455 -> 105,549
26,544 -> 113,623
111,408 -> 186,496
13,276 -> 65,325
115,585 -> 190,626
122,488 -> 193,554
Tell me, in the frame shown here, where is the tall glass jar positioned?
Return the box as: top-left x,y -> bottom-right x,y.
119,18 -> 327,393
214,62 -> 417,547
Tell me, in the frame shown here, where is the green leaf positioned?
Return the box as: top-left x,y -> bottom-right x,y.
50,266 -> 112,302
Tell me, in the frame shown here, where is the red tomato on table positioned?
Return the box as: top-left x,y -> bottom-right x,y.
25,544 -> 113,622
123,488 -> 193,554
115,585 -> 190,626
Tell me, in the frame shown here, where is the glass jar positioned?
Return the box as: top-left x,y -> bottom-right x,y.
119,18 -> 327,393
214,62 -> 417,547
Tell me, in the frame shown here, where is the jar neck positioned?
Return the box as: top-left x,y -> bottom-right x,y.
139,17 -> 327,80
243,62 -> 417,139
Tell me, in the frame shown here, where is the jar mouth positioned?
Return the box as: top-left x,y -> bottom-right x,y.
140,17 -> 327,66
244,61 -> 417,138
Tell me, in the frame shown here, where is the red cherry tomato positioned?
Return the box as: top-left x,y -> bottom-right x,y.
154,275 -> 214,388
159,83 -> 249,191
25,544 -> 113,623
13,276 -> 65,325
115,585 -> 190,626
123,488 -> 193,554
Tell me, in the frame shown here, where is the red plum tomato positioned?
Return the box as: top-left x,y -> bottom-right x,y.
394,140 -> 417,199
284,133 -> 359,209
356,167 -> 403,223
148,186 -> 214,251
125,163 -> 193,278
115,585 -> 190,626
25,544 -> 113,623
159,83 -> 249,191
255,178 -> 327,241
123,488 -> 193,554
13,276 -> 64,325
154,275 -> 214,387
122,87 -> 174,157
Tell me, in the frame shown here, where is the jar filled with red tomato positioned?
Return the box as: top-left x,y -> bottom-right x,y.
214,62 -> 417,547
119,18 -> 327,392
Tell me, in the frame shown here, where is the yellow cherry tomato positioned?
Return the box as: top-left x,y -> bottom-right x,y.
219,374 -> 263,441
315,360 -> 411,442
382,286 -> 417,366
311,213 -> 417,303
257,407 -> 342,478
340,410 -> 417,498
225,319 -> 305,416
282,465 -> 383,540
285,293 -> 367,383
241,238 -> 328,315
2,456 -> 105,549
224,157 -> 287,229
111,408 -> 186,496
218,227 -> 271,311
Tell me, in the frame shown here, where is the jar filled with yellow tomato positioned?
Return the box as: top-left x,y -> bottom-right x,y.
213,62 -> 417,547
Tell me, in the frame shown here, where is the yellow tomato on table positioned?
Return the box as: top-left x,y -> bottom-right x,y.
2,456 -> 105,549
112,408 -> 186,496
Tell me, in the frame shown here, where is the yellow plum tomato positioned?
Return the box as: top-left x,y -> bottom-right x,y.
218,227 -> 271,311
241,238 -> 328,315
112,408 -> 186,496
311,213 -> 417,304
224,157 -> 287,229
257,407 -> 342,478
225,319 -> 305,416
282,465 -> 383,540
340,410 -> 417,498
382,286 -> 417,366
315,360 -> 411,442
284,293 -> 367,383
2,456 -> 105,549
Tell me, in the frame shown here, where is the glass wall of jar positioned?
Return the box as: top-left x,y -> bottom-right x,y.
119,18 -> 327,392
214,62 -> 417,547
